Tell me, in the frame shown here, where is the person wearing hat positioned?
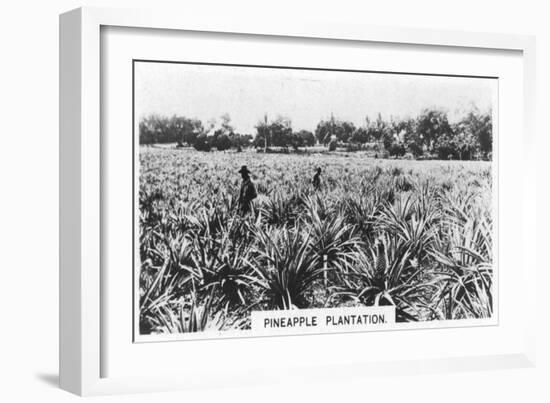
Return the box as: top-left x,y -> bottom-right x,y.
238,165 -> 257,215
312,167 -> 322,190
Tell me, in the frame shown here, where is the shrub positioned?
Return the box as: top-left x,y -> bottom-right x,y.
388,142 -> 406,157
193,134 -> 211,151
138,146 -> 494,334
250,225 -> 322,309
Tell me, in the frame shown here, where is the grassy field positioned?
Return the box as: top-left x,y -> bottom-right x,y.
138,146 -> 493,335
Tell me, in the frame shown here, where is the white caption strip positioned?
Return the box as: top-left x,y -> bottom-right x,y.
251,306 -> 396,336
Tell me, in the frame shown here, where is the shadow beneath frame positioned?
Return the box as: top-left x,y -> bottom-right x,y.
35,373 -> 59,388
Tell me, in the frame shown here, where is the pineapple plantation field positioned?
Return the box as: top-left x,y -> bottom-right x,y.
138,146 -> 493,336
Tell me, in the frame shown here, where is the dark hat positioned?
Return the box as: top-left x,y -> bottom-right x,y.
316,167 -> 322,173
239,165 -> 251,174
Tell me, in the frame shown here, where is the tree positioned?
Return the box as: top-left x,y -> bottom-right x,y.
337,121 -> 356,143
381,130 -> 395,151
297,130 -> 315,147
139,119 -> 155,145
220,113 -> 234,135
476,113 -> 492,158
207,114 -> 234,151
368,113 -> 389,143
350,127 -> 370,145
160,115 -> 179,143
315,120 -> 332,145
388,142 -> 406,157
456,110 -> 492,159
138,115 -> 172,144
270,117 -> 293,147
174,117 -> 203,146
193,134 -> 211,151
254,115 -> 270,150
210,130 -> 231,151
390,118 -> 422,157
231,133 -> 253,151
315,116 -> 355,145
378,117 -> 413,158
138,114 -> 203,145
433,133 -> 459,160
416,109 -> 452,153
405,133 -> 423,157
254,116 -> 293,149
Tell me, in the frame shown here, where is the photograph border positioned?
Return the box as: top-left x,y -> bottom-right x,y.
131,58 -> 500,343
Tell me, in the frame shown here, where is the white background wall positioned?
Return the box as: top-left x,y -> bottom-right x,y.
0,0 -> 548,401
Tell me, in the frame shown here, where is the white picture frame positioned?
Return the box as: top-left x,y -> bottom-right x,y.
59,6 -> 537,396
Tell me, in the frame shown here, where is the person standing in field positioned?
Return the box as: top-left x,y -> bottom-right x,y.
238,165 -> 257,215
312,167 -> 322,190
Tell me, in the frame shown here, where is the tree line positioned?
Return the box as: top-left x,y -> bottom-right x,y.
139,108 -> 492,160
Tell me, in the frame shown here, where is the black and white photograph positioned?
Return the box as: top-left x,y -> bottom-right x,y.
135,61 -> 496,340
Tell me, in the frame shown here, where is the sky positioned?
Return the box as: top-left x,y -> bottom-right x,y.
135,61 -> 496,134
